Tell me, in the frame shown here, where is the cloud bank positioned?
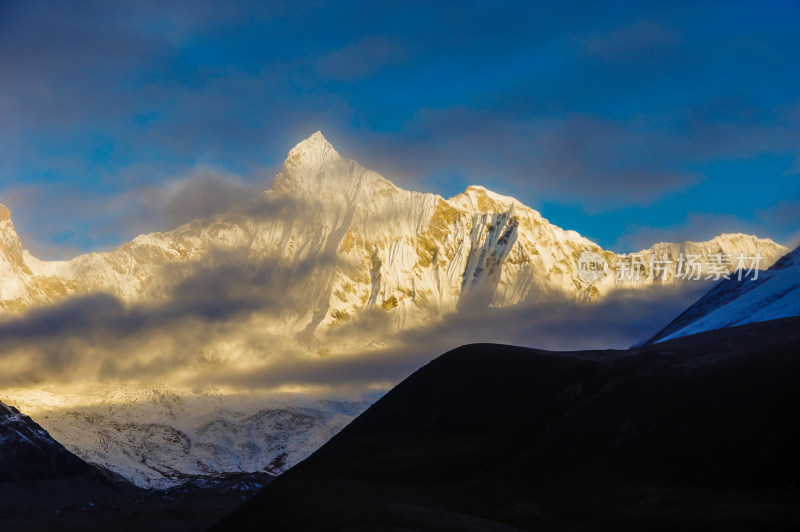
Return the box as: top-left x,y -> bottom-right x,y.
0,255 -> 708,394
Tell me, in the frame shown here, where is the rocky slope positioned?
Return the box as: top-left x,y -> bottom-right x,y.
0,400 -> 92,482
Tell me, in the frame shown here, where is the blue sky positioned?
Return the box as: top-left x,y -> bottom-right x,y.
1,0 -> 799,258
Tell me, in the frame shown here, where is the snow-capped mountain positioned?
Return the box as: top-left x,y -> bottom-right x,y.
0,132 -> 788,326
0,132 -> 790,489
1,388 -> 370,488
647,245 -> 800,343
0,399 -> 282,530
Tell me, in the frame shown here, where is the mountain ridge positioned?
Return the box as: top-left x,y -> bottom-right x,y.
0,132 -> 788,329
0,132 -> 791,489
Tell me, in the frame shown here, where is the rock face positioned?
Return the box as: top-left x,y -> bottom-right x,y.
0,209 -> 76,313
0,132 -> 788,332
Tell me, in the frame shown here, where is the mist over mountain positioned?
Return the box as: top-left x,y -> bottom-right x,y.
0,133 -> 790,487
2,2 -> 798,530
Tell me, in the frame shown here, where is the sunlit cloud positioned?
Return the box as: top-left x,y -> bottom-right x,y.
0,249 -> 707,394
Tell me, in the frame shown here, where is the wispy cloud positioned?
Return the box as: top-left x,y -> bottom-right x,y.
4,166 -> 273,258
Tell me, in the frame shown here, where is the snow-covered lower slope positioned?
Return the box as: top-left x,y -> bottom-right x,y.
648,245 -> 800,343
1,388 -> 372,488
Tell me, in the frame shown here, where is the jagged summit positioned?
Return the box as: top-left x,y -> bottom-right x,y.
0,204 -> 11,221
274,131 -> 398,199
2,131 -> 790,320
284,131 -> 340,171
674,232 -> 780,247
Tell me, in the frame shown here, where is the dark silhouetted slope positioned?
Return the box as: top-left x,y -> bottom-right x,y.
214,317 -> 800,531
0,401 -> 94,482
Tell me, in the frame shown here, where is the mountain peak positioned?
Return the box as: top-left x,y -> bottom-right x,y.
285,131 -> 340,171
275,131 -> 401,198
0,204 -> 10,222
450,184 -> 523,213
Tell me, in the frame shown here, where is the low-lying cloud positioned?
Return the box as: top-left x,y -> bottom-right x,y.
0,250 -> 709,395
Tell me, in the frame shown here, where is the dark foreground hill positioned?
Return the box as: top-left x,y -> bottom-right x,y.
213,317 -> 800,531
0,401 -> 272,531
